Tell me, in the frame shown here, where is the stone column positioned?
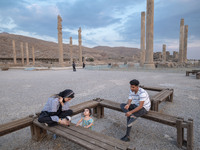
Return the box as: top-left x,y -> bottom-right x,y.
70,37 -> 73,64
12,40 -> 17,64
20,42 -> 24,65
183,25 -> 188,63
57,15 -> 63,65
78,27 -> 83,66
140,11 -> 146,67
26,42 -> 29,65
32,46 -> 35,65
144,0 -> 155,69
179,19 -> 184,63
162,44 -> 166,63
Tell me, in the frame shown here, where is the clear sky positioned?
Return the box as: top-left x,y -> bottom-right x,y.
0,0 -> 200,59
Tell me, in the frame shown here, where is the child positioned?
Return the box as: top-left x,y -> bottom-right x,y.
76,108 -> 94,129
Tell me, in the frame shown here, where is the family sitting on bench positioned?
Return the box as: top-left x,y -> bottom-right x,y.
38,79 -> 151,142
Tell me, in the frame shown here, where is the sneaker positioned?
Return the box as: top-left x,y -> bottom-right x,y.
44,123 -> 48,126
53,134 -> 57,140
127,116 -> 137,127
120,135 -> 130,142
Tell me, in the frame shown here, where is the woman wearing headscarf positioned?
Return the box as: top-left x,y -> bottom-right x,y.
38,89 -> 74,126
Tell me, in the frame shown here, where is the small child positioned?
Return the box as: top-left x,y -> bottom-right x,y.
76,108 -> 94,129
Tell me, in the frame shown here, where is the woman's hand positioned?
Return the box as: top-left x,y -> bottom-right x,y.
59,97 -> 63,103
59,119 -> 70,126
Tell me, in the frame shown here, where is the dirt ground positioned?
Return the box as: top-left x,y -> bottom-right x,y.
0,68 -> 199,150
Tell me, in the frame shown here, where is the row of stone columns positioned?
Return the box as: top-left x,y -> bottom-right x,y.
12,40 -> 35,65
57,15 -> 83,66
140,0 -> 155,69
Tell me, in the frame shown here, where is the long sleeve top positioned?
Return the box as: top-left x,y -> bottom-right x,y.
42,96 -> 70,122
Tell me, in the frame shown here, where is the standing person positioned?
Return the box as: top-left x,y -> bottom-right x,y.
76,108 -> 94,130
38,89 -> 74,127
120,79 -> 151,142
72,61 -> 76,72
83,62 -> 85,69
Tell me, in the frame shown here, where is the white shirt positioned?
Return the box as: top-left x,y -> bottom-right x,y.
128,87 -> 151,111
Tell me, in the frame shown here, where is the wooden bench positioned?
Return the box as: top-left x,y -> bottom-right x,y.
196,72 -> 200,79
32,120 -> 135,150
96,98 -> 193,150
140,85 -> 174,111
0,115 -> 35,136
151,89 -> 174,111
186,70 -> 200,76
32,99 -> 135,150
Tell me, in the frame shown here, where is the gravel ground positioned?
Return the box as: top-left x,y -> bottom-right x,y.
0,68 -> 200,150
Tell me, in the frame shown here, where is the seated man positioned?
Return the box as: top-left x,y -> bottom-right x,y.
120,79 -> 151,142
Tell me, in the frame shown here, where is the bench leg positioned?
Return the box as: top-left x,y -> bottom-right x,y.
93,106 -> 104,118
176,118 -> 184,148
187,119 -> 194,150
186,72 -> 189,76
31,124 -> 47,141
152,101 -> 159,111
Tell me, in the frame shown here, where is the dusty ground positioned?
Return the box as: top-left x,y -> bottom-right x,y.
0,68 -> 200,150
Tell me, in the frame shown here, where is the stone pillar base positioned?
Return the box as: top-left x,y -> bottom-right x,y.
144,63 -> 155,69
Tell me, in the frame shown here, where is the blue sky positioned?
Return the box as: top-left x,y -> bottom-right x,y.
0,0 -> 200,59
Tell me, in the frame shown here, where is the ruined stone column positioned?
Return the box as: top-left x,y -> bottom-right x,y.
162,44 -> 166,63
144,0 -> 155,69
26,42 -> 29,65
57,15 -> 63,65
12,40 -> 17,64
179,19 -> 184,63
20,42 -> 24,65
183,25 -> 188,63
78,27 -> 83,66
140,11 -> 146,67
70,37 -> 73,64
32,46 -> 35,65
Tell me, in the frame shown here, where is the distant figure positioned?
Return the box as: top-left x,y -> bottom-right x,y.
76,108 -> 94,130
83,62 -> 85,68
72,61 -> 76,71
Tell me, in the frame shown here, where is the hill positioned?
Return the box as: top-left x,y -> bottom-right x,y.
0,33 -> 141,64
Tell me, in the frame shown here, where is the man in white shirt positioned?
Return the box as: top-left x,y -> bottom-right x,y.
120,79 -> 151,142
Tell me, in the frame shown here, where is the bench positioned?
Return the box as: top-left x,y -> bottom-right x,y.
32,99 -> 135,150
95,98 -> 193,150
32,120 -> 135,150
196,72 -> 200,79
151,89 -> 174,111
0,115 -> 35,136
140,85 -> 174,111
186,70 -> 200,76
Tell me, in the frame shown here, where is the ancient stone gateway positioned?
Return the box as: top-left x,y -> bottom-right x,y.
78,27 -> 83,66
179,19 -> 184,63
70,37 -> 73,64
12,40 -> 17,65
162,44 -> 166,63
57,15 -> 64,66
32,46 -> 35,65
144,0 -> 155,69
183,25 -> 188,63
20,42 -> 24,65
25,42 -> 29,65
140,11 -> 146,67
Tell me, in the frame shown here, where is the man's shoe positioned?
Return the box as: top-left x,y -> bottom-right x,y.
120,135 -> 130,142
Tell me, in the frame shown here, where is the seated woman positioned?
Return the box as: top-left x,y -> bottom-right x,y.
38,89 -> 74,126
